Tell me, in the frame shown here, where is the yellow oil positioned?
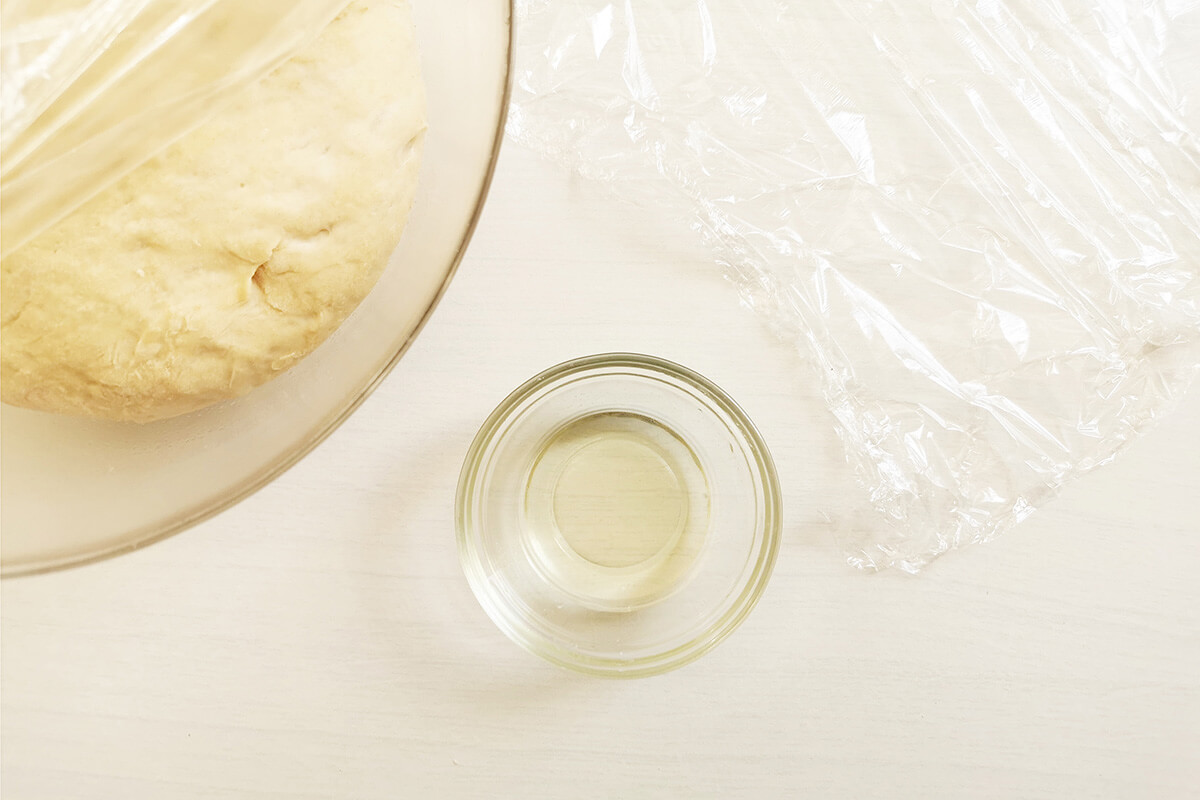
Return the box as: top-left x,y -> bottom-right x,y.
522,413 -> 709,612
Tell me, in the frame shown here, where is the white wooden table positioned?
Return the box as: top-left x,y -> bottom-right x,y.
3,147 -> 1198,798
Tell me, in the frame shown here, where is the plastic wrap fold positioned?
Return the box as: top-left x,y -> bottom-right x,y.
509,0 -> 1200,570
0,0 -> 350,258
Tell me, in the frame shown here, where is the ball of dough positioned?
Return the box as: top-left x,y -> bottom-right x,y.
0,1 -> 425,422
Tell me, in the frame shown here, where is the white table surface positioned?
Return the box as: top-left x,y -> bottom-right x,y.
3,145 -> 1199,799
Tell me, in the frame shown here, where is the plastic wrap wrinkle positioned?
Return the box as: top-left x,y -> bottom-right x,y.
509,0 -> 1200,570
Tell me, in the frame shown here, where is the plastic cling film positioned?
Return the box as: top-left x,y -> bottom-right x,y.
0,0 -> 351,258
508,0 -> 1200,570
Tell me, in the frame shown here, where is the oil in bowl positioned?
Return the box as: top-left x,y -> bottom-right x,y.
522,412 -> 709,612
456,354 -> 780,678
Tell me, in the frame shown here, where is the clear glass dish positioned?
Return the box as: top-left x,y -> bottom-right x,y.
457,354 -> 782,678
0,0 -> 513,576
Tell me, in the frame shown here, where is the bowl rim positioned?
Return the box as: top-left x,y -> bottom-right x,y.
455,352 -> 784,678
4,3 -> 516,578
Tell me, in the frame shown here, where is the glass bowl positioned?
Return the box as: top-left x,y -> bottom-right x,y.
0,0 -> 513,576
456,354 -> 782,678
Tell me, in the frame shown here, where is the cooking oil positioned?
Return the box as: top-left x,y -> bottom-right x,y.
521,412 -> 710,612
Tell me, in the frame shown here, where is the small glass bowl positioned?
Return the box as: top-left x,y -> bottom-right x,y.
456,353 -> 781,678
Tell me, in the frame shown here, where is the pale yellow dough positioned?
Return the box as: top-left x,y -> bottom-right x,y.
0,1 -> 425,422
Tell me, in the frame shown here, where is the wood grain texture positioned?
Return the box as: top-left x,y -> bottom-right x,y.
3,147 -> 1198,799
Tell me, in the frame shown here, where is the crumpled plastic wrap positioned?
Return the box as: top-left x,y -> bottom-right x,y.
0,0 -> 350,258
508,0 -> 1200,570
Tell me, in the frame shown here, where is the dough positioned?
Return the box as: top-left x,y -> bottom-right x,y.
0,1 -> 425,422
